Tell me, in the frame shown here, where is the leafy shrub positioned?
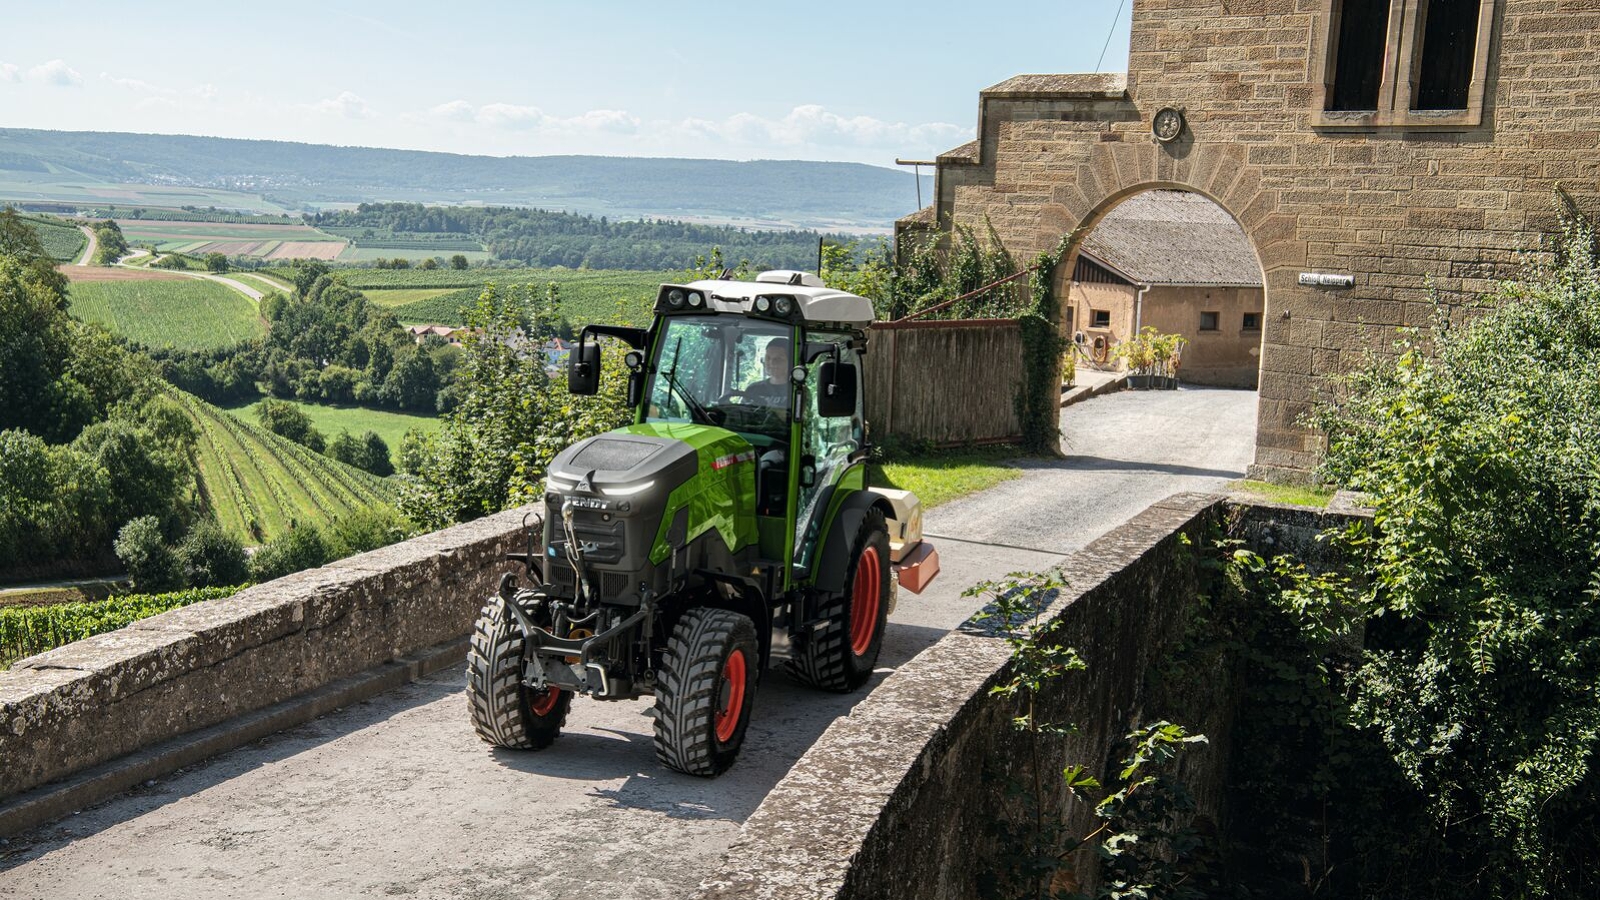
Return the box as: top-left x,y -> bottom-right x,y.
1289,216 -> 1600,897
114,516 -> 183,593
248,525 -> 332,582
256,398 -> 325,452
325,505 -> 410,558
177,519 -> 249,587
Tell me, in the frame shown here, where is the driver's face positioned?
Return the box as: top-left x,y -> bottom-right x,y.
763,342 -> 788,382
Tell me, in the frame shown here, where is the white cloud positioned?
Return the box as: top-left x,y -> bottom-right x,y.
428,99 -> 475,122
0,63 -> 19,83
309,91 -> 373,119
688,105 -> 969,150
28,59 -> 82,87
102,72 -> 222,103
428,101 -> 639,135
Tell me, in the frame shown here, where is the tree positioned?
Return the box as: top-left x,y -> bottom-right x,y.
114,516 -> 182,592
177,519 -> 248,587
419,257 -> 439,270
205,252 -> 229,273
93,220 -> 128,264
450,254 -> 469,270
291,261 -> 330,297
255,398 -> 325,452
361,431 -> 393,476
248,524 -> 331,582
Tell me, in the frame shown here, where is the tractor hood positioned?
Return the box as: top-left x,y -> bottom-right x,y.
547,422 -> 761,567
546,422 -> 754,499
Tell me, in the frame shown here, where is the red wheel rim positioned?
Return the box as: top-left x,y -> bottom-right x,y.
849,545 -> 882,657
715,649 -> 747,743
529,687 -> 560,717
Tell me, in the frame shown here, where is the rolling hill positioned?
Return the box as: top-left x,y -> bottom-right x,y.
0,128 -> 929,231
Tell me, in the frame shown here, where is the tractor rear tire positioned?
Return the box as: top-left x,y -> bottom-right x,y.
787,508 -> 891,692
653,607 -> 759,776
466,598 -> 571,750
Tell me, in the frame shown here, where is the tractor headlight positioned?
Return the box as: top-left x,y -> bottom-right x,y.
754,296 -> 771,313
687,291 -> 703,308
668,289 -> 685,308
547,475 -> 577,492
774,296 -> 794,316
599,480 -> 655,497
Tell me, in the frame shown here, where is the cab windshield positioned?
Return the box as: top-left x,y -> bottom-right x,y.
647,315 -> 793,441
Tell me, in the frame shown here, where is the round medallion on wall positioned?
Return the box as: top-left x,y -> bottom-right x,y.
1152,107 -> 1185,143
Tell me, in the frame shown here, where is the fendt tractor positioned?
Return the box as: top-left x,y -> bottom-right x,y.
466,270 -> 940,775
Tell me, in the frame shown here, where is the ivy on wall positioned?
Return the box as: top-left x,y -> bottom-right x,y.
1014,234 -> 1076,454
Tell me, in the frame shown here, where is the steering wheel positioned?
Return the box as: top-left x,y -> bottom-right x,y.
719,388 -> 754,405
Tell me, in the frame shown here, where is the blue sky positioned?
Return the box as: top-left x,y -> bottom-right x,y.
0,1 -> 1132,167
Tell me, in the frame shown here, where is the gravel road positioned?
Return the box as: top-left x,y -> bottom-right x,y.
0,387 -> 1257,900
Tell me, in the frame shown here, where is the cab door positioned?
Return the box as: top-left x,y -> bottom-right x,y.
792,338 -> 865,575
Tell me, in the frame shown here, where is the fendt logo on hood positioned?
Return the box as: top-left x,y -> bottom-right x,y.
576,471 -> 596,493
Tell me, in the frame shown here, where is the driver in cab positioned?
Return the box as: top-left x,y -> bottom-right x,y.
740,339 -> 790,407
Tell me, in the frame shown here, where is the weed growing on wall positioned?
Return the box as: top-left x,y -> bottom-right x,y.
967,572 -> 1209,899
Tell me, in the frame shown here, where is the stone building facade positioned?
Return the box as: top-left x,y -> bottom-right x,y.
1071,190 -> 1265,388
901,0 -> 1598,479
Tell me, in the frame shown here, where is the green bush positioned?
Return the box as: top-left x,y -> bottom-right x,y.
248,525 -> 331,582
177,519 -> 249,587
1293,216 -> 1600,897
325,505 -> 410,558
114,516 -> 182,593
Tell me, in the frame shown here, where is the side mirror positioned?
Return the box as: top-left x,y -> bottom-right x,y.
568,342 -> 601,395
817,361 -> 857,418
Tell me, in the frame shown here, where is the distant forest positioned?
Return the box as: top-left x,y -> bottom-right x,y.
314,203 -> 840,270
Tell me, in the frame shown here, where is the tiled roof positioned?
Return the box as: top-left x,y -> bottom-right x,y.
897,204 -> 937,227
1080,191 -> 1263,286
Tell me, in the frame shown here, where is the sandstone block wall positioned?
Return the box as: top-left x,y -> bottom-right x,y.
698,494 -> 1371,899
912,2 -> 1600,478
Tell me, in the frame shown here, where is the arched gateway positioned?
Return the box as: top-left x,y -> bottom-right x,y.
902,0 -> 1593,479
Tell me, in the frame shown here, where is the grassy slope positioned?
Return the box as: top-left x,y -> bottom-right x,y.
226,399 -> 443,465
68,278 -> 265,350
172,391 -> 399,545
1228,479 -> 1334,508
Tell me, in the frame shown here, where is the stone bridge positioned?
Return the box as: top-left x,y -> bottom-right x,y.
0,390 -> 1288,898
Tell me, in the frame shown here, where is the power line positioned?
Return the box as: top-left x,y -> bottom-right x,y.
1095,0 -> 1128,71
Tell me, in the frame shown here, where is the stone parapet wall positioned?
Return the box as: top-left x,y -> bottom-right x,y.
698,494 -> 1370,899
0,505 -> 538,802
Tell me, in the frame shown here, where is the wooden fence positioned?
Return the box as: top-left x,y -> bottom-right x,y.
865,319 -> 1024,446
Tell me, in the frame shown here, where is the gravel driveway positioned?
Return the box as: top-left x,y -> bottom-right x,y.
0,386 -> 1258,900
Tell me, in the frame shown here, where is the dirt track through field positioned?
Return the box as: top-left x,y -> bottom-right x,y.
73,226 -> 95,266
0,388 -> 1259,899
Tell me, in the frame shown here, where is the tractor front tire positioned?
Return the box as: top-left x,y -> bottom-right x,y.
787,508 -> 891,692
467,598 -> 571,750
653,607 -> 759,776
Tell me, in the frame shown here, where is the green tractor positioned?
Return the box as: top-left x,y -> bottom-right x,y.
466,270 -> 940,775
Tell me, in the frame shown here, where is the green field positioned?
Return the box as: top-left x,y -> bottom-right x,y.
363,288 -> 457,306
227,399 -> 444,464
235,272 -> 294,294
15,213 -> 86,261
337,268 -> 669,327
68,278 -> 266,350
337,246 -> 492,263
173,391 -> 399,544
0,176 -> 295,215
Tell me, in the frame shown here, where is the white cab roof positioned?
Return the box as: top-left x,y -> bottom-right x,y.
679,270 -> 876,327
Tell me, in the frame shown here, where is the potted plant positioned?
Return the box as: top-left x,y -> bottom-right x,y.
1114,327 -> 1187,390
